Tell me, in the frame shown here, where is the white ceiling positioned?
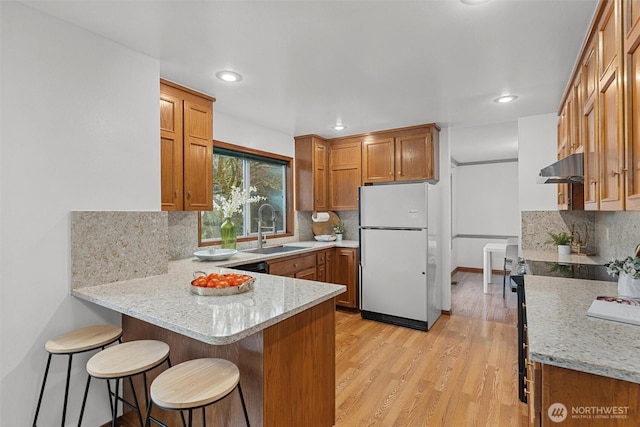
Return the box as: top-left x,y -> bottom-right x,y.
23,0 -> 597,161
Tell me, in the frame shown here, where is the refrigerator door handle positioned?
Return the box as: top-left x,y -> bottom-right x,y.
359,232 -> 365,267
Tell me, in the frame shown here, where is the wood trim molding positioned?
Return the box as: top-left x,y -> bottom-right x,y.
452,266 -> 502,275
213,139 -> 293,163
160,78 -> 216,103
326,122 -> 440,143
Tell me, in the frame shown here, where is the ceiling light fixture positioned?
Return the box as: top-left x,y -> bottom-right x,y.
216,71 -> 243,83
332,124 -> 346,131
494,94 -> 518,104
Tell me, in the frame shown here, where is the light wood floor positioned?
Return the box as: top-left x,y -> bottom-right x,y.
335,271 -> 528,426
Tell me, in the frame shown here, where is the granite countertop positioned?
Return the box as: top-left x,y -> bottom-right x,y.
525,275 -> 640,384
72,256 -> 346,345
523,249 -> 608,266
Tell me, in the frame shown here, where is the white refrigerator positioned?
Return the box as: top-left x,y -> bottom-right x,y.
359,182 -> 441,331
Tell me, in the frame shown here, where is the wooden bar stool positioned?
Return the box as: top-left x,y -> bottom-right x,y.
78,340 -> 170,427
144,358 -> 250,427
32,324 -> 122,427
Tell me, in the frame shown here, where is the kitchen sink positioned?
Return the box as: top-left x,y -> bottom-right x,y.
243,245 -> 306,255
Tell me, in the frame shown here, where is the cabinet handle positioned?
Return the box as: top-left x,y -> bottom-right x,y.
293,263 -> 298,268
389,172 -> 393,176
525,357 -> 534,367
524,387 -> 531,396
524,377 -> 533,385
397,170 -> 401,174
523,342 -> 528,351
521,303 -> 526,309
186,191 -> 191,199
523,324 -> 528,331
611,170 -> 620,177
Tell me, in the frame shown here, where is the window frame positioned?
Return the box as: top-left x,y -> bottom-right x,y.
198,139 -> 294,247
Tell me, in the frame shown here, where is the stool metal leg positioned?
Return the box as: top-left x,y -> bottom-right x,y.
111,378 -> 119,427
128,376 -> 144,427
238,384 -> 250,427
77,375 -> 92,426
32,353 -> 53,427
61,354 -> 74,427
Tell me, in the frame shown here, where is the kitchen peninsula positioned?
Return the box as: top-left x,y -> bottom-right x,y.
525,276 -> 640,426
71,212 -> 347,426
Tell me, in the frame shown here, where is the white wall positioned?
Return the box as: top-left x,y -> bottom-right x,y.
454,161 -> 520,269
518,113 -> 558,211
438,128 -> 452,312
215,111 -> 294,157
1,3 -> 160,425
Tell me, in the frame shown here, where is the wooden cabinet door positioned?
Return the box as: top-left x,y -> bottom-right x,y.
313,140 -> 328,211
527,361 -> 542,427
362,136 -> 395,183
333,248 -> 357,309
570,76 -> 583,154
558,105 -> 570,210
624,0 -> 640,209
325,249 -> 334,284
160,92 -> 183,210
183,100 -> 213,211
395,132 -> 435,181
582,39 -> 600,210
599,0 -> 625,210
328,140 -> 361,210
294,135 -> 328,212
295,266 -> 318,281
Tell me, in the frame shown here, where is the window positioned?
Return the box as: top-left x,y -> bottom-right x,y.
199,141 -> 293,245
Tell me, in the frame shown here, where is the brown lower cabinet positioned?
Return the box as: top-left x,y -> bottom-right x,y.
266,247 -> 359,309
528,362 -> 640,427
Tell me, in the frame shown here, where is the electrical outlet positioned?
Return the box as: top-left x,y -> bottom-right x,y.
526,224 -> 535,235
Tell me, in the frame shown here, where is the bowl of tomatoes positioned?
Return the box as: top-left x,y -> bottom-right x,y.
190,271 -> 255,296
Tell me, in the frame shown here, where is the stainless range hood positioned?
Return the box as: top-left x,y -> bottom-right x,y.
537,152 -> 584,184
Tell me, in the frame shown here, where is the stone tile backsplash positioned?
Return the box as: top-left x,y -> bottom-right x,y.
521,210 -> 640,260
71,211 -> 168,289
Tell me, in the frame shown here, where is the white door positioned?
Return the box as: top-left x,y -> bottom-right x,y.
360,228 -> 427,321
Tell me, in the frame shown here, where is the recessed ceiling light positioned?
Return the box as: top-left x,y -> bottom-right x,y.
332,124 -> 346,131
494,94 -> 518,104
216,71 -> 242,83
460,0 -> 491,5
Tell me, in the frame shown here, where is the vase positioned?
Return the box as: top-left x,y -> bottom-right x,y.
335,233 -> 343,242
557,245 -> 571,255
618,272 -> 640,298
220,217 -> 237,249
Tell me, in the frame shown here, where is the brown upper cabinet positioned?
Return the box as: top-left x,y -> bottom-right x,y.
598,0 -> 625,211
361,124 -> 440,184
294,123 -> 439,212
294,135 -> 328,212
558,0 -> 639,211
624,0 -> 640,209
160,79 -> 215,211
328,139 -> 362,210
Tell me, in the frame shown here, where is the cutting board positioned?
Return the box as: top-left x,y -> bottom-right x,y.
312,211 -> 341,236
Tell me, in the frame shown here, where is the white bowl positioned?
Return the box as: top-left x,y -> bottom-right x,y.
193,249 -> 238,261
314,235 -> 336,242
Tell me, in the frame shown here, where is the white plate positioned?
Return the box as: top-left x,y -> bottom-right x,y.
314,235 -> 336,242
193,249 -> 238,261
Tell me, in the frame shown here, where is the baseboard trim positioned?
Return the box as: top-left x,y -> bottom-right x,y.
452,267 -> 502,275
441,310 -> 451,315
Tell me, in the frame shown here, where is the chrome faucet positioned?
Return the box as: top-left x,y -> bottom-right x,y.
257,203 -> 276,248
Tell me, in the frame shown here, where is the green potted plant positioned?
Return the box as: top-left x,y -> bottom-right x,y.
605,252 -> 640,297
546,231 -> 572,255
333,221 -> 345,242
